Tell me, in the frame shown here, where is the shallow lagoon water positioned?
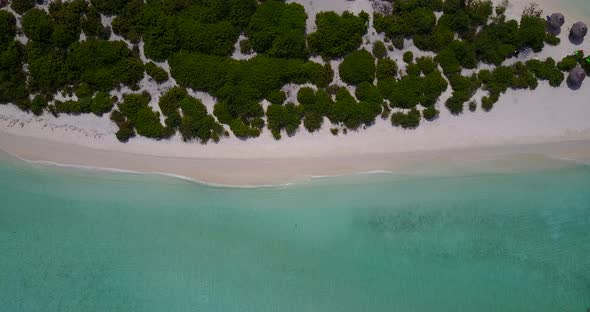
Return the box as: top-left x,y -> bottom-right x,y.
0,154 -> 589,311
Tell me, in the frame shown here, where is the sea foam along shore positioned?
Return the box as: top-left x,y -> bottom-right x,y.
2,130 -> 590,186
1,0 -> 590,186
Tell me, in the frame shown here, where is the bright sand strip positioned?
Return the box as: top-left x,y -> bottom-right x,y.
1,0 -> 590,185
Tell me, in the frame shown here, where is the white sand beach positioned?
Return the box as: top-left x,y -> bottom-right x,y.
1,0 -> 590,185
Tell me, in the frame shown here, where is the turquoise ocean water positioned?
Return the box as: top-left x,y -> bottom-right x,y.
0,153 -> 589,311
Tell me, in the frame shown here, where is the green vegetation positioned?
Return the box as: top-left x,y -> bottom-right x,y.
372,41 -> 387,59
11,0 -> 35,15
30,95 -> 48,116
308,11 -> 368,59
116,92 -> 171,140
0,0 -> 584,143
0,41 -> 29,108
247,1 -> 307,59
339,49 -> 375,85
376,58 -> 398,81
90,0 -> 132,15
328,87 -> 381,130
0,11 -> 16,46
380,60 -> 448,110
267,90 -> 286,106
266,103 -> 303,139
403,51 -> 413,64
557,55 -> 578,72
468,100 -> 477,112
422,106 -> 440,121
239,39 -> 252,55
391,108 -> 421,129
157,87 -> 226,143
445,74 -> 480,115
170,53 -> 332,138
145,62 -> 169,84
297,88 -> 333,133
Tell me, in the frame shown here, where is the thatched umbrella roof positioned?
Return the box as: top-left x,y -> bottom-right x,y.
567,66 -> 586,89
571,22 -> 588,39
547,13 -> 565,29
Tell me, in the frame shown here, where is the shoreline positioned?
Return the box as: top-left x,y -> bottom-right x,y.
2,131 -> 590,186
1,0 -> 590,186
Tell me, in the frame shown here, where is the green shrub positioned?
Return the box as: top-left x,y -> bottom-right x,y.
247,1 -> 307,58
526,58 -> 564,87
90,0 -> 132,15
81,6 -> 109,39
355,82 -> 383,105
481,96 -> 496,111
544,33 -> 560,46
415,57 -> 437,75
339,49 -> 376,85
11,0 -> 35,14
30,95 -> 48,116
0,11 -> 16,47
403,51 -> 414,64
145,62 -> 169,84
297,87 -> 315,106
178,96 -> 225,143
392,36 -> 404,50
267,90 -> 286,105
266,103 -> 303,139
91,92 -> 115,116
297,88 -> 333,130
406,63 -> 421,77
21,9 -> 54,43
381,103 -> 391,119
303,111 -> 324,133
372,40 -> 387,58
518,11 -> 546,52
376,58 -> 398,81
422,106 -> 439,121
387,75 -> 422,109
329,87 -> 380,129
115,121 -> 136,142
158,87 -> 186,129
118,92 -> 168,140
557,55 -> 578,72
391,108 -> 420,129
468,100 -> 477,112
55,99 -> 90,115
240,39 -> 252,54
111,0 -> 143,43
302,62 -> 334,88
75,83 -> 93,99
110,110 -> 125,126
421,71 -> 448,106
308,11 -> 368,58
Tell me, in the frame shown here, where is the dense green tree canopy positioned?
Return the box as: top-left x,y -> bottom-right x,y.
308,11 -> 368,59
247,1 -> 307,58
22,9 -> 54,43
145,62 -> 169,83
11,0 -> 35,15
339,49 -> 375,85
90,0 -> 133,15
0,10 -> 16,46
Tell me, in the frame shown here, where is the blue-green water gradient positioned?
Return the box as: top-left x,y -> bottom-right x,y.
0,155 -> 589,311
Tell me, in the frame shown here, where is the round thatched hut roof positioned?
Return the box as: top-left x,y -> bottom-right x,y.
547,13 -> 565,29
571,22 -> 588,39
567,66 -> 586,88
